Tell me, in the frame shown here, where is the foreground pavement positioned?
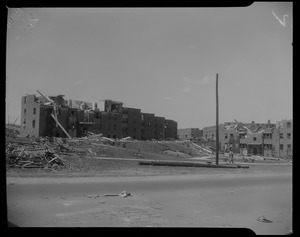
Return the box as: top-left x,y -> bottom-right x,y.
6,172 -> 292,234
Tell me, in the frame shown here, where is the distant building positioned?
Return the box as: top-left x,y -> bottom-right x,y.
202,120 -> 277,154
20,93 -> 178,140
272,119 -> 292,159
177,128 -> 203,140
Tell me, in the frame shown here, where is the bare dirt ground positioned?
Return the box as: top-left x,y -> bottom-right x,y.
6,163 -> 292,235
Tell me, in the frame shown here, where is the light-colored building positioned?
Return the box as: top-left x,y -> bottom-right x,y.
272,119 -> 292,159
202,120 -> 277,154
178,128 -> 203,140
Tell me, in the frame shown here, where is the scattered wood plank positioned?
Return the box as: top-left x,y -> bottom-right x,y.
50,113 -> 72,139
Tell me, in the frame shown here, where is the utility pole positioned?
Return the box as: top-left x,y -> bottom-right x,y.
216,73 -> 219,165
278,123 -> 281,158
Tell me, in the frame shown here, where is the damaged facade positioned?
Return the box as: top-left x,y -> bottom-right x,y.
20,94 -> 177,140
202,120 -> 292,158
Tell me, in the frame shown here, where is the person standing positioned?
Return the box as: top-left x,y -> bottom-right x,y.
229,149 -> 234,164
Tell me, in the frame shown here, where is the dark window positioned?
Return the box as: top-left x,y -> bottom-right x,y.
24,109 -> 26,115
280,144 -> 283,150
32,120 -> 36,128
23,119 -> 26,124
287,133 -> 291,139
113,125 -> 117,131
113,135 -> 116,139
24,97 -> 27,104
287,144 -> 291,150
253,137 -> 257,141
33,108 -> 36,115
287,122 -> 291,128
280,133 -> 284,139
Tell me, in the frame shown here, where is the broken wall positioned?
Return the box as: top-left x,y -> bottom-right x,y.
20,95 -> 41,137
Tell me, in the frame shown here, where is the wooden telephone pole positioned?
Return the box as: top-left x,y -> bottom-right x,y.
216,73 -> 219,165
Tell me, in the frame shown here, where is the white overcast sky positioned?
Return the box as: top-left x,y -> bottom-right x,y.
6,3 -> 293,129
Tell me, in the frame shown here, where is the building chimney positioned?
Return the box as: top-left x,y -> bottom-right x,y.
252,121 -> 255,124
268,120 -> 270,128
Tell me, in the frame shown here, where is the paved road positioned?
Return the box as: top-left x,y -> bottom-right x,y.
7,173 -> 292,234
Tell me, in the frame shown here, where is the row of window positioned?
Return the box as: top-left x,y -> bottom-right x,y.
280,144 -> 292,150
225,134 -> 234,139
107,124 -> 117,131
280,133 -> 291,139
24,108 -> 36,115
107,114 -> 118,120
23,119 -> 36,129
205,134 -> 292,142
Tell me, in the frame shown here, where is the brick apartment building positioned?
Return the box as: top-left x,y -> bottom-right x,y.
20,94 -> 177,140
165,119 -> 178,140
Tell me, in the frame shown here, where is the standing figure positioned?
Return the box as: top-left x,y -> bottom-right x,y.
229,150 -> 234,164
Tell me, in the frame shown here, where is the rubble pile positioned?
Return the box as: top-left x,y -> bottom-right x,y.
5,125 -> 20,138
6,142 -> 68,170
5,131 -> 131,170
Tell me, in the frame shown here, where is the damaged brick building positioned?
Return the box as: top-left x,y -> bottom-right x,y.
20,93 -> 177,140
